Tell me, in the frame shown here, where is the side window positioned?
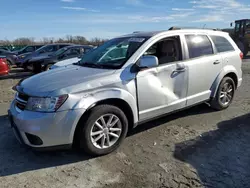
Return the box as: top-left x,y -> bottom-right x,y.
185,35 -> 213,58
43,45 -> 57,53
210,35 -> 234,53
235,22 -> 240,33
70,48 -> 80,55
144,36 -> 182,65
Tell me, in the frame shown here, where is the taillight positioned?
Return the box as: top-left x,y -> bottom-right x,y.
240,52 -> 244,60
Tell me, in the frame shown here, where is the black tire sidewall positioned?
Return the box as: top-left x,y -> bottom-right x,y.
217,77 -> 235,109
80,105 -> 128,156
45,64 -> 53,71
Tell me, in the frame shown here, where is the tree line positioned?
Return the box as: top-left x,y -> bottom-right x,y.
0,35 -> 108,47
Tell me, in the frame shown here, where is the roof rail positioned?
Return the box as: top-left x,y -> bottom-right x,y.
168,26 -> 222,31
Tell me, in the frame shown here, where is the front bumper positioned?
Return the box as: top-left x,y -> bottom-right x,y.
8,101 -> 85,149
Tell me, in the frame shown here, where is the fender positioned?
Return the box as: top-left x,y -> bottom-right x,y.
210,65 -> 239,98
68,88 -> 138,144
73,88 -> 138,123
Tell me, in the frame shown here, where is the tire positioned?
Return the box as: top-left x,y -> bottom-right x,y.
45,64 -> 53,71
33,63 -> 42,73
78,105 -> 128,156
6,60 -> 11,68
210,77 -> 235,110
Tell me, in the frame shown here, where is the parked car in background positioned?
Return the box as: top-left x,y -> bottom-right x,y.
0,47 -> 10,51
50,57 -> 81,70
50,46 -> 96,70
8,29 -> 242,156
12,45 -> 44,55
0,56 -> 10,76
29,45 -> 93,72
0,49 -> 17,66
15,43 -> 72,69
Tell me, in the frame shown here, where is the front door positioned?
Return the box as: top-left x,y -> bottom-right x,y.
136,36 -> 188,121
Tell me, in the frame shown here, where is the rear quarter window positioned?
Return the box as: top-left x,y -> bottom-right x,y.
185,35 -> 213,59
210,35 -> 235,53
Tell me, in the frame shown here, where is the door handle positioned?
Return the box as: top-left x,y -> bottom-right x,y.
213,60 -> 221,65
173,67 -> 186,73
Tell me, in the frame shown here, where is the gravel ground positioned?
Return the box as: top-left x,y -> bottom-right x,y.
1,59 -> 250,188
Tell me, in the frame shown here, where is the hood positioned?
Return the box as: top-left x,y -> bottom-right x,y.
12,50 -> 20,55
54,57 -> 80,67
22,52 -> 54,64
18,52 -> 32,57
29,54 -> 51,62
20,65 -> 116,96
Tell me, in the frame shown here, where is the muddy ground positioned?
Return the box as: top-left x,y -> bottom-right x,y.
1,59 -> 250,188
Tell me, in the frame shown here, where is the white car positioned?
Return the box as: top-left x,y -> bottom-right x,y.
50,57 -> 81,70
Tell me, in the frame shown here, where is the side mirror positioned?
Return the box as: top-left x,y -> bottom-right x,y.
230,22 -> 233,27
137,55 -> 158,69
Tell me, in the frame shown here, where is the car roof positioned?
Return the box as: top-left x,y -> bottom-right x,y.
44,43 -> 74,46
118,29 -> 228,38
65,45 -> 93,49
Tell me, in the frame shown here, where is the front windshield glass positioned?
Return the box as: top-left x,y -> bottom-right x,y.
52,47 -> 68,56
79,36 -> 149,68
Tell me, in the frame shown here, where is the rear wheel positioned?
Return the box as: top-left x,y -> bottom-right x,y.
78,105 -> 128,156
210,77 -> 235,110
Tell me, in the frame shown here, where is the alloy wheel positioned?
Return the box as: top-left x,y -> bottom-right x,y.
90,114 -> 122,149
220,82 -> 233,106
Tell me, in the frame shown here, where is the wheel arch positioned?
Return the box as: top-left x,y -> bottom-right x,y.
210,66 -> 239,98
71,89 -> 138,146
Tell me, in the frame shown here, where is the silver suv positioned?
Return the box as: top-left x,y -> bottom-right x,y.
8,29 -> 243,156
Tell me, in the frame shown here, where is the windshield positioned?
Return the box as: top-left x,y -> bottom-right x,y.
18,46 -> 27,52
36,45 -> 57,53
79,37 -> 149,69
52,47 -> 68,56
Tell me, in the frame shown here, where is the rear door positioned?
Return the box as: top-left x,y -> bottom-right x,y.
183,34 -> 223,106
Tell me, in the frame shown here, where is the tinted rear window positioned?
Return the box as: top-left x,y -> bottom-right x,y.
210,35 -> 234,53
185,35 -> 213,59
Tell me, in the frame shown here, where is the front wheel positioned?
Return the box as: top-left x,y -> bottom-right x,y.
78,105 -> 128,156
210,77 -> 235,110
45,64 -> 53,71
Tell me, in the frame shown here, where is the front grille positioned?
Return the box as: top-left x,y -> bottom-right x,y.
15,92 -> 29,111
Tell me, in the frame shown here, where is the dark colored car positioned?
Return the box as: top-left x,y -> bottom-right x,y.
12,45 -> 44,55
29,45 -> 93,72
0,47 -> 10,51
16,43 -> 72,69
0,56 -> 9,76
0,49 -> 17,66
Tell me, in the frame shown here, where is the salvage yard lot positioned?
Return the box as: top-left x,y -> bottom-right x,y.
1,59 -> 250,188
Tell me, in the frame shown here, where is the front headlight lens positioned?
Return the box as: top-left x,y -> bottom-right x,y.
25,95 -> 68,112
19,55 -> 26,59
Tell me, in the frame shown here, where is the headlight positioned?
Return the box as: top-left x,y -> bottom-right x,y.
25,95 -> 68,112
19,55 -> 26,59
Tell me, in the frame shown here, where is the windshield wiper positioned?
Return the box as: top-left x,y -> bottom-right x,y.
79,62 -> 105,68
